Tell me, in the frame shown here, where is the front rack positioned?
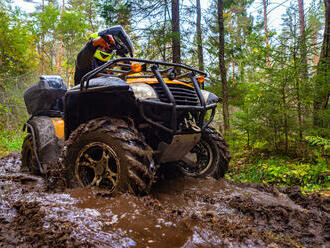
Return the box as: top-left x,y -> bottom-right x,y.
80,58 -> 216,134
80,57 -> 207,90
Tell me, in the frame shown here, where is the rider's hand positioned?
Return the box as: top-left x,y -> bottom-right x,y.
92,34 -> 115,50
116,45 -> 129,57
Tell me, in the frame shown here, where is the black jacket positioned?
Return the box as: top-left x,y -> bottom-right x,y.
74,40 -> 105,85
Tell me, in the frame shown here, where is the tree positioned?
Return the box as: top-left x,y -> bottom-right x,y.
171,0 -> 181,64
217,0 -> 230,132
196,0 -> 204,72
0,1 -> 37,78
314,0 -> 330,128
98,0 -> 132,30
57,10 -> 90,85
0,0 -> 38,128
68,0 -> 100,32
32,3 -> 61,73
296,0 -> 307,141
127,0 -> 173,61
298,0 -> 307,75
262,0 -> 271,68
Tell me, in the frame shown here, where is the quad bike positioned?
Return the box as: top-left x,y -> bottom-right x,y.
21,26 -> 231,194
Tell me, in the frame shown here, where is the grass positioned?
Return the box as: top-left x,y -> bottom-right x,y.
227,154 -> 330,193
224,132 -> 330,194
0,128 -> 26,157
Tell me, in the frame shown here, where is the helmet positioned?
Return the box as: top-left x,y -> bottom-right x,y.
90,32 -> 114,62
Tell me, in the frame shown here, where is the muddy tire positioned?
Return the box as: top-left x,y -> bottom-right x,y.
179,127 -> 231,179
61,117 -> 154,195
21,134 -> 40,175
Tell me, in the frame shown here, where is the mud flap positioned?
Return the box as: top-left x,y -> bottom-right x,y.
25,116 -> 63,173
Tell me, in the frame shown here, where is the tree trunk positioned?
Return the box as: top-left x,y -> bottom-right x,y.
171,0 -> 181,64
297,0 -> 306,142
196,0 -> 204,73
282,84 -> 288,153
162,0 -> 168,61
296,77 -> 303,142
314,0 -> 330,127
312,33 -> 320,68
298,0 -> 308,76
232,59 -> 235,83
41,0 -> 45,74
217,0 -> 230,133
57,0 -> 65,75
262,0 -> 271,68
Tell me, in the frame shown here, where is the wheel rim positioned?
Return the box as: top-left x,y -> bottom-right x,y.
75,142 -> 120,192
180,140 -> 213,176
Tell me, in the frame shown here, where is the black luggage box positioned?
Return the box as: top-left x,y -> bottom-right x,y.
24,75 -> 67,116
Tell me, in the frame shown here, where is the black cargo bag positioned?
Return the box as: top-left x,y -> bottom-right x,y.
24,75 -> 67,116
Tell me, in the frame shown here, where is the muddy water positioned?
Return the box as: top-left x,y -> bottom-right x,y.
0,152 -> 329,247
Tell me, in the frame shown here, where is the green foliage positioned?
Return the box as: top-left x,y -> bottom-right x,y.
305,136 -> 330,150
97,0 -> 132,29
0,0 -> 38,78
0,128 -> 25,156
0,71 -> 38,130
58,10 -> 90,66
228,156 -> 330,192
68,0 -> 99,32
225,2 -> 328,155
30,2 -> 91,77
305,136 -> 330,159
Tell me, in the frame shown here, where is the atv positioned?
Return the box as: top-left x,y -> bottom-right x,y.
21,27 -> 231,194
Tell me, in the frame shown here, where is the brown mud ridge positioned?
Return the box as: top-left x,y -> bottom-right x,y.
0,152 -> 329,247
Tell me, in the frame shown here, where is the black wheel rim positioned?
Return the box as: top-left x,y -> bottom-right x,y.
75,142 -> 120,192
180,140 -> 213,176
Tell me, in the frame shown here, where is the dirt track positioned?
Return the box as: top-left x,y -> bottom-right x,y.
0,152 -> 329,247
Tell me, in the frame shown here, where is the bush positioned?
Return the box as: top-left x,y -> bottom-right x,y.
228,157 -> 330,192
0,128 -> 25,156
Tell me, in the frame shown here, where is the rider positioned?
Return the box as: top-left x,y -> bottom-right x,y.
74,31 -> 116,85
74,26 -> 133,86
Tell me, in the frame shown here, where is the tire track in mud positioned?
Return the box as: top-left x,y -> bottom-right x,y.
0,152 -> 329,247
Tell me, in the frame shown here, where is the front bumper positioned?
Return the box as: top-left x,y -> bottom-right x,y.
137,99 -> 217,134
137,66 -> 218,134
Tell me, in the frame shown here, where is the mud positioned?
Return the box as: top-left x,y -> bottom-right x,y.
0,152 -> 329,247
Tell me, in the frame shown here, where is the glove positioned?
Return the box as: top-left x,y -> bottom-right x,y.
116,45 -> 129,57
100,34 -> 115,46
92,34 -> 115,50
99,26 -> 132,57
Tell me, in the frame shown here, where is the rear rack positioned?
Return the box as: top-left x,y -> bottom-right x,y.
80,58 -> 215,134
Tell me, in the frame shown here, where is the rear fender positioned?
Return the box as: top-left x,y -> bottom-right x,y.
24,116 -> 63,171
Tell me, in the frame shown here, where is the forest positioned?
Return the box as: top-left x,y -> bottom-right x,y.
0,0 -> 329,193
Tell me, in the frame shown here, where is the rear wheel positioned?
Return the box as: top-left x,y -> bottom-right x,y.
179,127 -> 231,179
21,134 -> 40,175
61,117 -> 154,195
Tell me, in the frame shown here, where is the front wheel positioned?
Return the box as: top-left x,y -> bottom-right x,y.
179,127 -> 231,179
61,117 -> 155,195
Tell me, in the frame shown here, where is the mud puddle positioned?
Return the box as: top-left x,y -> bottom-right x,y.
0,152 -> 329,247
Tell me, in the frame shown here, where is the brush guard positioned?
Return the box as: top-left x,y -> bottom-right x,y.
80,58 -> 218,134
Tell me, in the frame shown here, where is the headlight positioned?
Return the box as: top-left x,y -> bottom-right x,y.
130,83 -> 157,99
201,90 -> 221,104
